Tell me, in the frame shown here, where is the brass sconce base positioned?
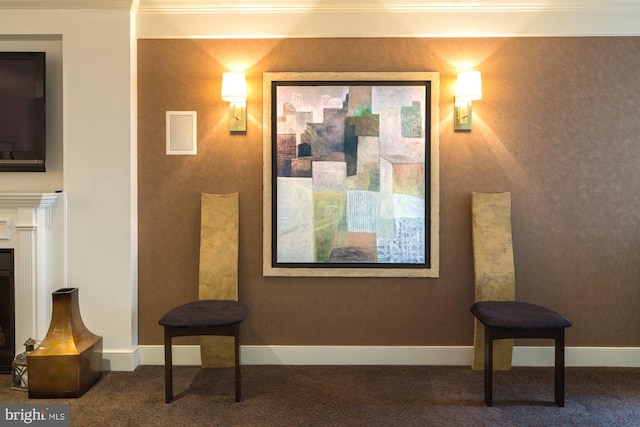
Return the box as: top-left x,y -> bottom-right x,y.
454,99 -> 473,131
229,102 -> 247,132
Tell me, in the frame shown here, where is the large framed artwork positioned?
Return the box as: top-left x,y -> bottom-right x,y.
263,72 -> 440,277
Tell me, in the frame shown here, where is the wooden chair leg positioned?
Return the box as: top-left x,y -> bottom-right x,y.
234,324 -> 241,402
484,326 -> 493,407
164,329 -> 173,403
555,329 -> 565,407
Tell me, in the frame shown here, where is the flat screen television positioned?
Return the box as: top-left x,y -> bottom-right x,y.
0,52 -> 46,172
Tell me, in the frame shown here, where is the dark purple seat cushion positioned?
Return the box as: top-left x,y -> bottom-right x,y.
159,300 -> 249,328
471,301 -> 572,330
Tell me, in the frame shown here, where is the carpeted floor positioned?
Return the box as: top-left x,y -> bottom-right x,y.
1,365 -> 640,426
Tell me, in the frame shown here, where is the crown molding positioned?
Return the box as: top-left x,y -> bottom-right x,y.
136,2 -> 640,38
136,0 -> 640,13
3,1 -> 640,13
2,0 -> 640,36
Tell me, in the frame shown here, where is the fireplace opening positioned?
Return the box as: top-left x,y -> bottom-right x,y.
0,249 -> 15,374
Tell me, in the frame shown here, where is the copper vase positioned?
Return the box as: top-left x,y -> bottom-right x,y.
27,287 -> 103,398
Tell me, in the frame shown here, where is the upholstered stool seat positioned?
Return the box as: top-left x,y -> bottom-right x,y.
159,300 -> 249,403
470,301 -> 572,407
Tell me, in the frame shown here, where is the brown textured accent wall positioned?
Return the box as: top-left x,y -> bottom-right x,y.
138,37 -> 640,347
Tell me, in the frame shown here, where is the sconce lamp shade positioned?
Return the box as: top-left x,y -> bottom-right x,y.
455,71 -> 482,101
221,72 -> 247,103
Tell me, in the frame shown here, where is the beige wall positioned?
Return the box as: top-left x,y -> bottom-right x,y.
137,37 -> 640,348
2,9 -> 138,365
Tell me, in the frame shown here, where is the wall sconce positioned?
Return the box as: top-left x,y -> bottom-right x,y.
454,71 -> 482,131
221,72 -> 247,132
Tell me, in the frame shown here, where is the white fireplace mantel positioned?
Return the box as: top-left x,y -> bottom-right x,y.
0,191 -> 65,352
0,192 -> 60,208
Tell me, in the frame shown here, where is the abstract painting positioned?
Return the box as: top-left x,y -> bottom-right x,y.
262,72 -> 440,277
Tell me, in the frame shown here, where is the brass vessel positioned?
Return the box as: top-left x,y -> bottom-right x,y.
27,287 -> 103,398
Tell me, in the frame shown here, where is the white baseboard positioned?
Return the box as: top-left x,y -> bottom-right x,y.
101,348 -> 141,371
94,345 -> 640,371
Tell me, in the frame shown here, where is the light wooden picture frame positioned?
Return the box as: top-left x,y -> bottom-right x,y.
263,72 -> 440,277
